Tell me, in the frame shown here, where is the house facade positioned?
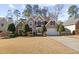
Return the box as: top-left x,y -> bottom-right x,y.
16,16 -> 59,36
0,17 -> 8,32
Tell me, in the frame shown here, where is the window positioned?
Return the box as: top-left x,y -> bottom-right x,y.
29,22 -> 32,26
1,23 -> 4,27
36,21 -> 42,27
38,21 -> 41,27
35,22 -> 38,26
50,21 -> 55,25
28,21 -> 33,28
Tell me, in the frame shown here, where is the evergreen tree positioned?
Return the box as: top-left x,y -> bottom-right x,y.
24,24 -> 30,35
68,5 -> 78,17
8,23 -> 16,34
57,23 -> 65,35
23,4 -> 32,17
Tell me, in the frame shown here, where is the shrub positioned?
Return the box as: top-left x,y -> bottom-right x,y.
42,25 -> 47,36
38,28 -> 43,33
18,30 -> 23,36
14,32 -> 18,37
7,23 -> 16,34
24,24 -> 30,35
9,34 -> 16,38
42,25 -> 47,33
57,23 -> 65,35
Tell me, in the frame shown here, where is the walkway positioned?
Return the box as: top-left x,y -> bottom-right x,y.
50,36 -> 79,52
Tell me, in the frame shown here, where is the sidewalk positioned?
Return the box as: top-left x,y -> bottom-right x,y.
50,36 -> 79,52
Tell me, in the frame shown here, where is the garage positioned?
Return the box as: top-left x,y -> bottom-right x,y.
47,28 -> 59,36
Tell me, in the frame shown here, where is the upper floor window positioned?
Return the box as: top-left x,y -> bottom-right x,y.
36,20 -> 42,27
50,21 -> 55,25
28,21 -> 33,28
38,21 -> 41,26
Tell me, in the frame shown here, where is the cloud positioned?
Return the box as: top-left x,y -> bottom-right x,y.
9,4 -> 15,9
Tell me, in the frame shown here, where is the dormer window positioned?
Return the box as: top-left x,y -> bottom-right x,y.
50,21 -> 55,25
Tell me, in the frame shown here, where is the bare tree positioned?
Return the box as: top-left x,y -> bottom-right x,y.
49,4 -> 64,21
14,9 -> 20,20
6,9 -> 13,19
42,7 -> 48,16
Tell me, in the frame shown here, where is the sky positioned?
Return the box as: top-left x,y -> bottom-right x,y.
0,4 -> 78,22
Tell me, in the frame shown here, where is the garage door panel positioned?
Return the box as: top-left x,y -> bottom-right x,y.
47,28 -> 59,35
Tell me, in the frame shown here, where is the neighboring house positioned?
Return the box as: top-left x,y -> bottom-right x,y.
63,16 -> 79,34
16,15 -> 59,35
0,17 -> 13,32
0,17 -> 8,32
0,17 -> 14,36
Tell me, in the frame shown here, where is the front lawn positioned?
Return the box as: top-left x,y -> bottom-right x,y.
0,37 -> 78,54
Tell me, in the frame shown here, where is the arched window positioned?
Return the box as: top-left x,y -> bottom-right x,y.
28,20 -> 33,28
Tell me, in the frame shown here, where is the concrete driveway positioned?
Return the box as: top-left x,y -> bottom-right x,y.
50,36 -> 79,52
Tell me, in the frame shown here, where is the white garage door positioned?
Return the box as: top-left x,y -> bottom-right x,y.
47,28 -> 59,36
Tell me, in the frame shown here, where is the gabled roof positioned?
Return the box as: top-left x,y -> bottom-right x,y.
46,20 -> 57,28
27,16 -> 50,22
43,16 -> 50,22
34,15 -> 45,21
15,19 -> 26,27
16,20 -> 26,30
0,17 -> 8,22
27,16 -> 35,21
0,17 -> 6,20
